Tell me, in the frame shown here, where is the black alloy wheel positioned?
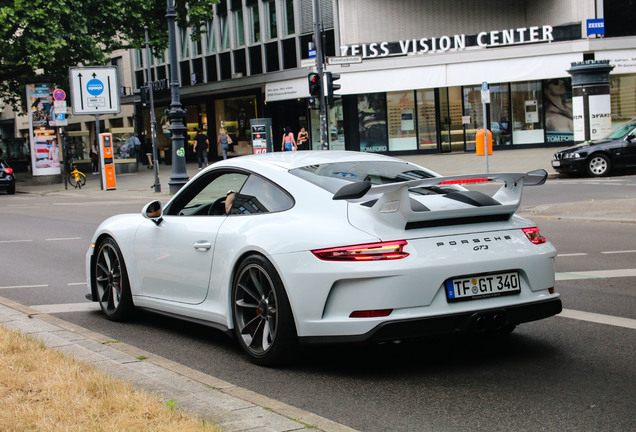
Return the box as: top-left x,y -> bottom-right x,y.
94,237 -> 134,321
232,254 -> 297,366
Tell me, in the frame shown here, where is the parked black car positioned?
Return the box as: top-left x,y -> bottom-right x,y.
0,158 -> 16,194
552,122 -> 636,177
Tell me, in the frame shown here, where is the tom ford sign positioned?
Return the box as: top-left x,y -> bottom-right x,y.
341,24 -> 580,59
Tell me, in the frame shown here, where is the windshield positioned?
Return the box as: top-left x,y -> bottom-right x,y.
606,123 -> 636,140
290,161 -> 436,194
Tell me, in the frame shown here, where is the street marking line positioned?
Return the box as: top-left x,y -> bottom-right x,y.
556,268 -> 636,280
68,282 -> 87,286
559,308 -> 636,330
602,250 -> 636,255
557,253 -> 587,257
45,237 -> 82,241
0,284 -> 48,289
30,303 -> 100,314
0,239 -> 33,243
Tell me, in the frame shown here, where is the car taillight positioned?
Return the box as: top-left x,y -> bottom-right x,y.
312,240 -> 409,261
438,178 -> 492,185
3,167 -> 12,175
522,227 -> 547,244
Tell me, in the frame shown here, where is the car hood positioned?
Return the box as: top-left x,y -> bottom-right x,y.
558,138 -> 615,153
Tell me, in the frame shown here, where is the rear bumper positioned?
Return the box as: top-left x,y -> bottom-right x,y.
299,297 -> 562,345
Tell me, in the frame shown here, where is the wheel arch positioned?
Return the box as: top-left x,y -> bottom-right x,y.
226,250 -> 299,335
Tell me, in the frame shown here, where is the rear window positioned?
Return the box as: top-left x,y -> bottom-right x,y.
290,161 -> 436,194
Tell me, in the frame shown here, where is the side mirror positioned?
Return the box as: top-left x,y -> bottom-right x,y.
626,133 -> 635,142
142,200 -> 163,225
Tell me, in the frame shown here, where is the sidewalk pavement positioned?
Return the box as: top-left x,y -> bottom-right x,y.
14,147 -> 563,198
3,146 -> 633,431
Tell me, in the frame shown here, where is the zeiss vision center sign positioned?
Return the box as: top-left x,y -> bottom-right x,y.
69,67 -> 121,115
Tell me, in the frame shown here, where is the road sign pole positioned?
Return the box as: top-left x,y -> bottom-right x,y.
145,26 -> 161,193
481,82 -> 490,173
95,114 -> 103,190
312,0 -> 328,150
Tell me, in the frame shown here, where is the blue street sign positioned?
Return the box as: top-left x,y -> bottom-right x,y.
309,49 -> 316,59
87,79 -> 104,96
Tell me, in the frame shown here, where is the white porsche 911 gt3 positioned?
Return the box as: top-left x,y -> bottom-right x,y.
86,151 -> 561,366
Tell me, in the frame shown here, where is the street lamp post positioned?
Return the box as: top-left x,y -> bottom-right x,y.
166,0 -> 189,194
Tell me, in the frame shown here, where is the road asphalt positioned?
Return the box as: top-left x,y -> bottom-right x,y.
2,146 -> 634,432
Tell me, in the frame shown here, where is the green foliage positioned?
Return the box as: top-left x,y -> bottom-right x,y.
0,0 -> 218,109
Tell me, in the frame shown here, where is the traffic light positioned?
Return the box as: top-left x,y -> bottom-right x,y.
133,86 -> 149,107
308,97 -> 317,109
326,72 -> 341,105
308,73 -> 321,96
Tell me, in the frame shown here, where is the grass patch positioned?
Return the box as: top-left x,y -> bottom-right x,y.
0,325 -> 220,431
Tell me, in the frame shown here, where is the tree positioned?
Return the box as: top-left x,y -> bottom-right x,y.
0,0 -> 218,109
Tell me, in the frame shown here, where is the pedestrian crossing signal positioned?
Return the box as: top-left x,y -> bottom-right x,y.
308,73 -> 321,96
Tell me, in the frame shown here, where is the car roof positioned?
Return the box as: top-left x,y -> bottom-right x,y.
215,150 -> 405,171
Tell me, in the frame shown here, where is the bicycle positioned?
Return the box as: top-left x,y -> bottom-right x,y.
68,160 -> 87,189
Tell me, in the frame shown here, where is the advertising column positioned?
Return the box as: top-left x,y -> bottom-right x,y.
567,60 -> 614,142
26,83 -> 61,177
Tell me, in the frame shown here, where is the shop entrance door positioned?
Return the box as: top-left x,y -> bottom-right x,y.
438,87 -> 466,152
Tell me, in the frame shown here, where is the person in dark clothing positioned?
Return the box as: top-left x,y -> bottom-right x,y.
193,129 -> 209,169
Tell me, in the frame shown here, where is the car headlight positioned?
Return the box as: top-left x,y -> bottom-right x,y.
564,152 -> 583,159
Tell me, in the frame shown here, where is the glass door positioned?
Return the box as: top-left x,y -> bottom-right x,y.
439,87 -> 466,152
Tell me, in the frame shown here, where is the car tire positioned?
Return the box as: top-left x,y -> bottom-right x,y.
7,184 -> 15,194
232,254 -> 298,367
94,237 -> 134,321
587,153 -> 611,177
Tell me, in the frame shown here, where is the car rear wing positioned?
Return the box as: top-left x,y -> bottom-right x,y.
336,170 -> 547,230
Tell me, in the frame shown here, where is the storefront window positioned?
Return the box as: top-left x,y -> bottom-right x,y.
234,8 -> 245,47
542,78 -> 573,143
416,89 -> 436,150
511,81 -> 545,145
328,100 -> 345,150
214,95 -> 258,156
386,91 -> 417,151
610,73 -> 636,125
358,93 -> 388,152
488,83 -> 511,146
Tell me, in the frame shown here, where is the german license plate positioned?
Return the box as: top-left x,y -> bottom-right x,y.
445,271 -> 520,302
551,160 -> 561,167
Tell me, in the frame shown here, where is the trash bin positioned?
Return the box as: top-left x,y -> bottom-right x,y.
476,129 -> 492,155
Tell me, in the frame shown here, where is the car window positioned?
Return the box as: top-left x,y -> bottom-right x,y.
167,171 -> 248,216
228,174 -> 294,215
290,161 -> 435,194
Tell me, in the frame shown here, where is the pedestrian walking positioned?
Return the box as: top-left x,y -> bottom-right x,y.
281,127 -> 296,151
217,128 -> 231,160
193,129 -> 209,169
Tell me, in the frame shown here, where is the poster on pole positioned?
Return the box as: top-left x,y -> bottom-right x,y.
26,83 -> 61,176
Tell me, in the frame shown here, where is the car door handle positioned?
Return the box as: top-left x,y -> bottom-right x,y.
193,241 -> 212,251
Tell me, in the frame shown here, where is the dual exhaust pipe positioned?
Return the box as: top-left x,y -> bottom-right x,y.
470,312 -> 507,333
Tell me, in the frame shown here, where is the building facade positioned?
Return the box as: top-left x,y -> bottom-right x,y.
9,0 -> 628,169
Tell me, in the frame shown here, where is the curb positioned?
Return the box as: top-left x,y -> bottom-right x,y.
0,296 -> 357,432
